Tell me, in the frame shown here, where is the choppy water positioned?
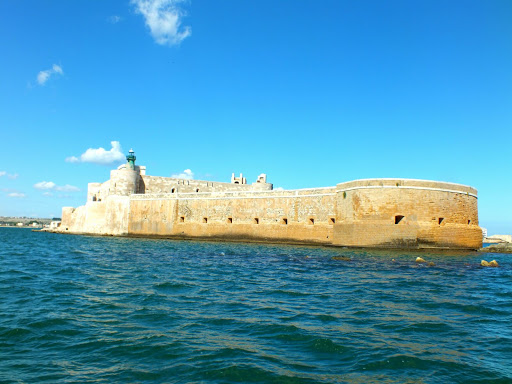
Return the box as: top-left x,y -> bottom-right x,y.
1,228 -> 511,383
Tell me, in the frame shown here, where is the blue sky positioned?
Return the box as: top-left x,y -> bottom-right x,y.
0,0 -> 511,234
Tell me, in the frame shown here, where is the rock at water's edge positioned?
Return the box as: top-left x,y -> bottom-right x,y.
481,260 -> 499,267
480,243 -> 512,254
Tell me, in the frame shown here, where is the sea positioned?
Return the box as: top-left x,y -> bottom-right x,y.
1,228 -> 511,383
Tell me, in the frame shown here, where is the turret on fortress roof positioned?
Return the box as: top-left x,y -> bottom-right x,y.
59,150 -> 483,250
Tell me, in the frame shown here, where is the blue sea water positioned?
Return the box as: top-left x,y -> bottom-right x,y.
0,228 -> 511,383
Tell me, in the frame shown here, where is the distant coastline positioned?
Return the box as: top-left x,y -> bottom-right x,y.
0,217 -> 57,229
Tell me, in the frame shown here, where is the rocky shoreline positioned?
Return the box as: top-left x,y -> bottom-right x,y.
480,243 -> 512,254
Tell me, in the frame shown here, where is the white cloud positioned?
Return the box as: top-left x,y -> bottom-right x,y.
108,15 -> 122,23
43,192 -> 53,197
0,171 -> 18,179
34,181 -> 56,190
66,141 -> 125,165
171,169 -> 194,179
132,0 -> 191,46
65,156 -> 79,163
8,192 -> 25,198
52,64 -> 63,74
34,181 -> 80,192
37,64 -> 64,86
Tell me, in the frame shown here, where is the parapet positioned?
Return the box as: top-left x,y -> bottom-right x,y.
336,178 -> 477,196
231,173 -> 247,185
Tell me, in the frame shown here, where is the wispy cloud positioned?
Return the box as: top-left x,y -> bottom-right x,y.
8,192 -> 26,198
171,169 -> 194,179
132,0 -> 191,46
108,15 -> 122,24
0,171 -> 18,179
34,181 -> 80,192
66,141 -> 125,165
37,64 -> 64,86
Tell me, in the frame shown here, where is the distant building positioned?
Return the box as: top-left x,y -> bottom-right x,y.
481,227 -> 488,238
49,221 -> 61,229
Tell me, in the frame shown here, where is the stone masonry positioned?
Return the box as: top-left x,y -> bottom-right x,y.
59,154 -> 482,250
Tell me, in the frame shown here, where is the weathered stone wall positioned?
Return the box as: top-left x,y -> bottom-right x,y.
333,179 -> 481,249
60,196 -> 130,235
60,172 -> 482,249
141,175 -> 272,194
110,168 -> 140,196
128,188 -> 336,244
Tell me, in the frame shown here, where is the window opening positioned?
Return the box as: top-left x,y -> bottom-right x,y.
180,216 -> 185,223
329,218 -> 336,224
309,218 -> 315,225
282,218 -> 288,225
438,218 -> 444,225
227,217 -> 233,224
254,218 -> 259,224
395,215 -> 404,224
203,217 -> 208,224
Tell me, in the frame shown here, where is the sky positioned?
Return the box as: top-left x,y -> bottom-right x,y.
0,0 -> 511,234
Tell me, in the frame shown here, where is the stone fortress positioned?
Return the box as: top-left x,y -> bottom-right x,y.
58,150 -> 483,250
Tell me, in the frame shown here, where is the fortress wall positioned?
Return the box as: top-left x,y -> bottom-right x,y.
82,201 -> 107,233
334,180 -> 482,249
141,175 -> 271,194
128,189 -> 336,244
128,198 -> 176,236
60,168 -> 482,250
60,202 -> 106,234
99,180 -> 111,201
87,183 -> 101,202
87,181 -> 111,202
60,196 -> 130,235
337,178 -> 477,195
104,196 -> 131,235
61,206 -> 86,232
